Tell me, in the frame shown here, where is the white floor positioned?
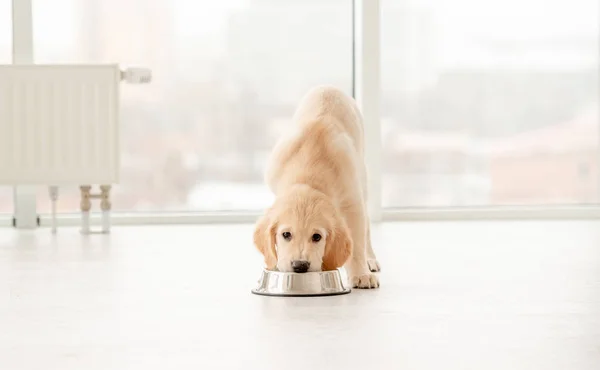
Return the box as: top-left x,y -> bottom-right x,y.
1,221 -> 599,370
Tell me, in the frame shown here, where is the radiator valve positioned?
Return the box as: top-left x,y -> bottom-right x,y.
120,67 -> 152,84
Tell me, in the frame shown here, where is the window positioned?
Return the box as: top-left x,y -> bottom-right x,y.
0,1 -> 9,62
32,0 -> 353,213
0,0 -> 12,213
381,0 -> 599,207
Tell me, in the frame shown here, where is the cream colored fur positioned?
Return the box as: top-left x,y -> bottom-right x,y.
253,85 -> 380,289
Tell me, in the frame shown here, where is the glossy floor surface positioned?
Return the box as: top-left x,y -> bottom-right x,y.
1,221 -> 599,370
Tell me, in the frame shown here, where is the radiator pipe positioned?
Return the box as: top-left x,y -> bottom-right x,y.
48,186 -> 59,233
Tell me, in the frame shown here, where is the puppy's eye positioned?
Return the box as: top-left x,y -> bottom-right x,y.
282,231 -> 292,241
311,233 -> 322,242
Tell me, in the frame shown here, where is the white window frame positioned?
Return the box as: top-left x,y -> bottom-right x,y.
11,0 -> 38,229
7,0 -> 600,228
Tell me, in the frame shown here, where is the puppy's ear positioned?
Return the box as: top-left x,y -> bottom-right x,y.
253,208 -> 278,269
322,213 -> 352,271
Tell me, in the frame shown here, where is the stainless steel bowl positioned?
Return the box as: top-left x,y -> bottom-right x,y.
251,268 -> 351,297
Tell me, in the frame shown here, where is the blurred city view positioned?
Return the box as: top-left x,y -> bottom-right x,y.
381,0 -> 598,207
0,0 -> 598,213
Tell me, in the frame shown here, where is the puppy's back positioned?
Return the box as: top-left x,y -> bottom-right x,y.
265,86 -> 364,198
293,86 -> 364,154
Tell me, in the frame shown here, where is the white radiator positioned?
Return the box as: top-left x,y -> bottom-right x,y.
0,64 -> 121,185
0,64 -> 151,233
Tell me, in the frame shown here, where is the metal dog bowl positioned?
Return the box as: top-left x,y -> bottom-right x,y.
251,268 -> 351,297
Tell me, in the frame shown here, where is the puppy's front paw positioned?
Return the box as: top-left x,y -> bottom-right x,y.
367,259 -> 381,272
350,273 -> 380,289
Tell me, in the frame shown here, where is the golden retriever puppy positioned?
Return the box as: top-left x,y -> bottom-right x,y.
253,85 -> 380,289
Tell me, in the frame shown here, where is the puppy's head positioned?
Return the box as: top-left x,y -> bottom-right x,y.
253,185 -> 352,273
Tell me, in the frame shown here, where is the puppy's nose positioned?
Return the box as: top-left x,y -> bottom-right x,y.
291,260 -> 310,273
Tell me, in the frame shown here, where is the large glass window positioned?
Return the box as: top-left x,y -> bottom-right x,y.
0,0 -> 9,61
0,0 -> 12,213
33,0 -> 352,212
381,0 -> 599,207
